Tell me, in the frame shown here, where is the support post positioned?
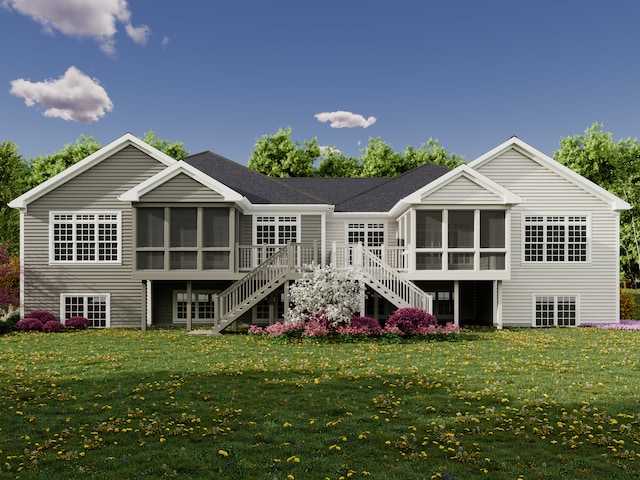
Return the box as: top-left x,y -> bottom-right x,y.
213,294 -> 220,329
453,280 -> 460,327
141,281 -> 147,331
186,281 -> 192,332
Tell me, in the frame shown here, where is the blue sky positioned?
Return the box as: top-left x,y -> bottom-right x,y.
2,1 -> 640,165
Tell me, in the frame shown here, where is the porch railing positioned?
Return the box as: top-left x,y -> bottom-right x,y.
237,243 -> 318,272
332,243 -> 431,311
213,242 -> 317,333
332,243 -> 408,271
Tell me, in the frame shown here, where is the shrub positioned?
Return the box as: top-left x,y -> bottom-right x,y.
0,310 -> 20,334
26,310 -> 58,323
385,308 -> 438,336
15,317 -> 43,332
337,315 -> 383,336
42,320 -> 65,333
0,243 -> 19,309
65,316 -> 91,330
621,290 -> 636,320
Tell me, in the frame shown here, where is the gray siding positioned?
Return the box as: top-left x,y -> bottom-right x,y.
22,146 -> 168,327
422,176 -> 505,204
475,149 -> 620,326
140,173 -> 225,202
301,215 -> 322,262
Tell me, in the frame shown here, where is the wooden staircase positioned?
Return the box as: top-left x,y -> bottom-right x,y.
350,244 -> 431,311
211,243 -> 316,333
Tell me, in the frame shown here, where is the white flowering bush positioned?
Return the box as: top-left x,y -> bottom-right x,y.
286,265 -> 364,326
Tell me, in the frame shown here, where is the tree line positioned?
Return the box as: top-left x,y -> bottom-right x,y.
1,123 -> 639,284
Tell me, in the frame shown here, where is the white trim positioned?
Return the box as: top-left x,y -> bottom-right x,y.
252,214 -> 300,245
468,137 -> 631,212
9,133 -> 176,209
531,293 -> 580,327
118,161 -> 244,202
60,293 -> 111,328
520,213 -> 591,264
49,211 -> 122,265
18,209 -> 25,318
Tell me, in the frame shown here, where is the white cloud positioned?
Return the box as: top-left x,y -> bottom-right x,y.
161,35 -> 170,48
319,146 -> 342,157
1,0 -> 149,54
315,110 -> 377,129
10,66 -> 114,123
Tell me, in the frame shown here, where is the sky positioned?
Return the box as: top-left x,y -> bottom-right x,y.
1,1 -> 640,165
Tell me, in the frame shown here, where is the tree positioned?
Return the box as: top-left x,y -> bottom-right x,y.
403,138 -> 465,170
0,141 -> 29,255
359,137 -> 404,177
248,127 -> 319,177
27,135 -> 102,188
554,123 -> 640,284
317,150 -> 362,177
142,130 -> 189,160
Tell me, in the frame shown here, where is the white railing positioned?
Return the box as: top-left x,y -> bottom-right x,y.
332,243 -> 431,312
237,243 -> 318,272
332,243 -> 408,271
214,243 -> 317,331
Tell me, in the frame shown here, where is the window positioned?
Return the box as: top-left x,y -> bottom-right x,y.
524,216 -> 588,262
61,294 -> 110,328
51,212 -> 120,263
534,295 -> 577,327
136,207 -> 231,271
415,209 -> 507,271
174,291 -> 216,323
347,223 -> 385,247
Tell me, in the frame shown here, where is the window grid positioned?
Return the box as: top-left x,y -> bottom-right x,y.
347,223 -> 385,247
175,291 -> 216,322
534,295 -> 577,327
524,216 -> 587,263
63,295 -> 109,328
52,213 -> 119,263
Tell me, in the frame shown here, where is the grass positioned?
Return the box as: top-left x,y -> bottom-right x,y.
1,328 -> 640,479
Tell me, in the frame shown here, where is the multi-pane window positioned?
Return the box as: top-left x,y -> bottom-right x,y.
52,213 -> 120,263
534,295 -> 577,327
174,291 -> 216,323
524,216 -> 588,262
414,209 -> 506,271
62,294 -> 109,328
136,207 -> 231,270
347,223 -> 385,247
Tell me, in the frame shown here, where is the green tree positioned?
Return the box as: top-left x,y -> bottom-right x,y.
554,123 -> 640,284
248,128 -> 319,177
27,135 -> 102,188
0,141 -> 29,255
317,150 -> 361,177
403,138 -> 465,170
359,137 -> 404,177
142,130 -> 189,160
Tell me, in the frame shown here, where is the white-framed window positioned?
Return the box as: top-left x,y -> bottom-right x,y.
347,223 -> 385,247
255,216 -> 299,245
51,212 -> 121,263
61,293 -> 110,328
173,290 -> 217,323
523,215 -> 588,263
533,295 -> 578,327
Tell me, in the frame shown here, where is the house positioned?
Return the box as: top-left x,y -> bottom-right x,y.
9,134 -> 631,331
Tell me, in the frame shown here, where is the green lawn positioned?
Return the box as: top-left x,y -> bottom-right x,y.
1,328 -> 640,479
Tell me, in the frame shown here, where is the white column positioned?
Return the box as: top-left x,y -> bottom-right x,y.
494,280 -> 503,330
453,280 -> 459,326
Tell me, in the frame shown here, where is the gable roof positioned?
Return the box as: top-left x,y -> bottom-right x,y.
119,161 -> 244,202
468,136 -> 631,211
335,162 -> 451,212
9,133 -> 176,209
403,164 -> 522,206
183,152 -> 326,205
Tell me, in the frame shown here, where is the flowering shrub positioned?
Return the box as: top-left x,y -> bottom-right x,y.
42,320 -> 65,333
65,316 -> 91,330
25,310 -> 58,323
581,319 -> 640,330
0,310 -> 20,334
287,265 -> 364,326
385,308 -> 437,336
249,309 -> 461,342
0,243 -> 19,309
337,315 -> 383,336
15,317 -> 43,331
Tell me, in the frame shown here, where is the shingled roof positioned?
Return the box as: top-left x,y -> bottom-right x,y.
184,151 -> 451,211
